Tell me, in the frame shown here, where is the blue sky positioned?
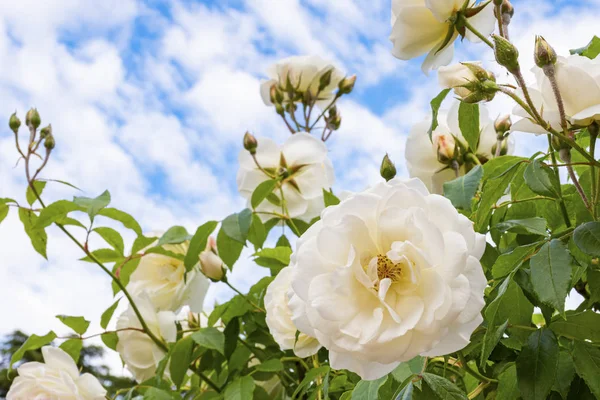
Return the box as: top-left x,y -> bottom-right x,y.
1,0 -> 598,373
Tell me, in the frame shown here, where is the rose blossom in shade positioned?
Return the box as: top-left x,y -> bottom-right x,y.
390,0 -> 495,73
512,55 -> 600,134
287,178 -> 487,380
405,101 -> 512,194
127,237 -> 209,313
260,55 -> 344,109
265,266 -> 322,358
7,346 -> 106,400
237,132 -> 335,222
116,294 -> 177,382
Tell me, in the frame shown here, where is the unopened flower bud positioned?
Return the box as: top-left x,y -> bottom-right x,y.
199,237 -> 225,281
187,311 -> 200,329
319,68 -> 334,92
432,132 -> 456,163
534,36 -> 557,68
40,124 -> 52,139
9,112 -> 21,134
44,135 -> 55,150
492,35 -> 520,74
338,75 -> 357,95
493,0 -> 503,5
494,115 -> 512,134
501,0 -> 514,17
275,103 -> 285,116
380,154 -> 397,182
243,132 -> 258,155
25,108 -> 41,129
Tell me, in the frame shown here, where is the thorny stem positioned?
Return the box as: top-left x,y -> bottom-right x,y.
495,4 -> 505,38
560,148 -> 591,211
223,280 -> 265,312
543,65 -> 570,137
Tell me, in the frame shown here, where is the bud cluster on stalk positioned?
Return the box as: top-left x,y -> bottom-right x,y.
460,63 -> 499,103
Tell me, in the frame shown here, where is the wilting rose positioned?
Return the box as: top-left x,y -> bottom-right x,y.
287,178 -> 487,380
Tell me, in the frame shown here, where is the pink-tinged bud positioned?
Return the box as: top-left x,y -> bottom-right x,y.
199,237 -> 225,281
432,132 -> 456,162
338,75 -> 356,95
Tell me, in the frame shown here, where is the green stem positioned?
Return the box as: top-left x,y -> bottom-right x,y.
547,135 -> 572,228
460,15 -> 494,49
223,280 -> 265,312
457,352 -> 498,384
495,4 -> 505,38
590,129 -> 598,219
190,366 -> 222,392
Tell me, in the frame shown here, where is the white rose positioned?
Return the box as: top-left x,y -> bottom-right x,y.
260,55 -> 344,108
127,238 -> 209,313
512,55 -> 600,134
237,132 -> 335,222
405,101 -> 512,194
116,294 -> 177,382
287,178 -> 487,380
265,267 -> 322,358
7,346 -> 107,400
199,236 -> 225,281
390,0 -> 495,73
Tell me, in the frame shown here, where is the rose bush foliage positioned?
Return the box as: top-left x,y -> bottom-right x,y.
4,1 -> 600,399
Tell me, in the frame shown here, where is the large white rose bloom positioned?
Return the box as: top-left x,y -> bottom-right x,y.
288,178 -> 487,380
127,238 -> 209,313
116,295 -> 177,382
265,266 -> 322,358
237,132 -> 335,222
260,55 -> 344,108
512,55 -> 600,134
390,0 -> 495,73
7,346 -> 106,400
406,101 -> 511,194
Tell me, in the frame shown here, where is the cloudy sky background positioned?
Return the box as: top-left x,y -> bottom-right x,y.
1,0 -> 597,373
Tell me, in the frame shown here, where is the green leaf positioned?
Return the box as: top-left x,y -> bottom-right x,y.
394,383 -> 414,400
170,336 -> 194,389
573,221 -> 600,257
191,328 -> 225,355
475,162 -> 522,232
73,190 -> 111,219
144,388 -> 176,400
0,203 -> 8,224
276,234 -> 291,248
40,178 -> 82,191
516,329 -> 559,400
94,227 -> 125,255
292,366 -> 330,398
352,376 -> 388,400
588,269 -> 600,303
480,320 -> 509,367
185,221 -> 218,271
494,217 -> 548,236
524,160 -> 561,199
26,180 -> 47,205
323,188 -> 340,207
530,240 -> 572,314
222,209 -> 252,244
157,226 -> 190,246
485,279 -> 534,343
56,315 -> 90,335
132,235 -> 157,254
97,207 -> 143,235
224,376 -> 255,400
253,247 -> 292,266
112,258 -> 141,295
483,156 -> 527,181
255,359 -> 283,372
428,88 -> 452,140
550,310 -> 600,342
458,102 -> 480,151
59,339 -> 83,363
570,36 -> 600,59
247,214 -> 267,251
552,351 -> 575,400
10,331 -> 57,369
100,299 -> 120,329
19,208 -> 48,258
492,243 -> 541,279
217,227 -> 243,269
35,200 -> 82,229
223,317 -> 240,360
101,331 -> 118,350
443,165 -> 482,210
80,248 -> 122,263
496,364 -> 519,400
572,340 -> 600,398
421,372 -> 467,400
251,179 -> 278,209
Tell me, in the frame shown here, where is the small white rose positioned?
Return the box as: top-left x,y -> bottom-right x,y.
390,1 -> 495,73
7,346 -> 107,400
237,132 -> 335,222
127,236 -> 209,313
265,266 -> 321,358
116,294 -> 177,382
287,178 -> 488,380
260,55 -> 344,109
199,236 -> 225,281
